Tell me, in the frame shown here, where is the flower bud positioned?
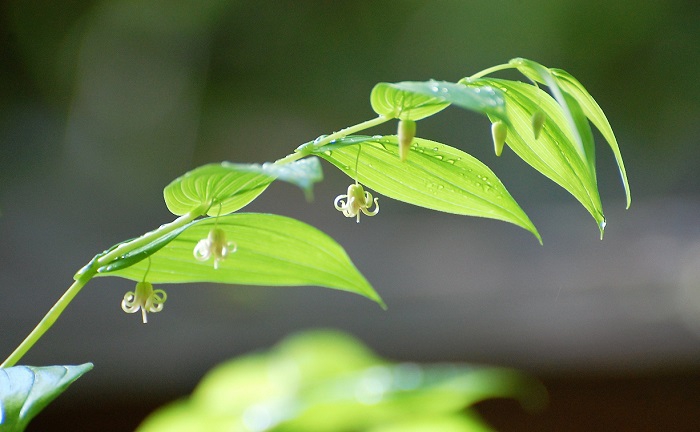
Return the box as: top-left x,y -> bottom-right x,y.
491,121 -> 507,157
397,119 -> 416,162
531,110 -> 545,139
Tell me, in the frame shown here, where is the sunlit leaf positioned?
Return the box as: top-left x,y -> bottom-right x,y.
315,135 -> 541,242
469,78 -> 606,234
562,90 -> 596,178
233,157 -> 324,200
163,158 -> 323,217
508,57 -> 589,165
370,81 -> 508,123
81,225 -> 192,275
0,364 -> 93,432
550,67 -> 631,208
100,214 -> 384,307
371,82 -> 449,120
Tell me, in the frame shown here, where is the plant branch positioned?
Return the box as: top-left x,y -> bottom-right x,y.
96,205 -> 207,267
1,271 -> 95,368
275,115 -> 391,165
465,63 -> 514,81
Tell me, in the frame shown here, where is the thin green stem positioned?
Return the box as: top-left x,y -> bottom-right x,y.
312,115 -> 390,148
275,115 -> 391,165
466,63 -> 514,81
96,205 -> 206,267
274,151 -> 305,165
2,116 -> 392,368
1,271 -> 95,368
1,204 -> 208,368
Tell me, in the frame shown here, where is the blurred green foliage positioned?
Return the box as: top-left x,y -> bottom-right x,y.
136,330 -> 546,432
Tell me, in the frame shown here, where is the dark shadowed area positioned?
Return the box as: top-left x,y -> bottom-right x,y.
1,1 -> 700,431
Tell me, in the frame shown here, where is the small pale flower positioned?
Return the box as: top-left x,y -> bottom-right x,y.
334,183 -> 379,223
121,281 -> 167,324
194,227 -> 237,269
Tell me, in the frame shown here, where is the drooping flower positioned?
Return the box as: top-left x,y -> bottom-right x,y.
334,183 -> 379,223
121,281 -> 167,324
194,227 -> 237,269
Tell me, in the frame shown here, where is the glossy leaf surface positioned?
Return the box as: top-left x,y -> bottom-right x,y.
371,80 -> 508,123
164,158 -> 323,217
315,135 -> 541,242
550,67 -> 631,207
509,58 -> 631,208
509,58 -> 588,162
100,214 -> 384,307
469,78 -> 606,233
0,364 -> 93,432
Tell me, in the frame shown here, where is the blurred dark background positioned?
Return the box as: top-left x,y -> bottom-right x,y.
2,0 -> 700,430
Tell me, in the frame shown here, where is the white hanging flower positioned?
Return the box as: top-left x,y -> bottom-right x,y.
194,227 -> 237,269
121,281 -> 167,324
334,183 -> 379,223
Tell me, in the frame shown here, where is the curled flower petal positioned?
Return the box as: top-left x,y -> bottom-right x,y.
194,227 -> 237,269
334,183 -> 380,223
121,282 -> 167,323
194,239 -> 212,261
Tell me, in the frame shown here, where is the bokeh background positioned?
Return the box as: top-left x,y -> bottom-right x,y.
2,0 -> 700,430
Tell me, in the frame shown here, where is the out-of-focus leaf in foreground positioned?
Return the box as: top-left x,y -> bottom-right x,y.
136,330 -> 546,432
0,364 -> 93,432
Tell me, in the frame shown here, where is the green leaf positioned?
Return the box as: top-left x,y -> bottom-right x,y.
470,78 -> 606,233
100,214 -> 384,308
0,364 -> 93,432
90,225 -> 193,274
370,81 -> 508,123
135,330 -> 545,432
371,82 -> 449,120
315,135 -> 541,242
232,157 -> 324,201
550,67 -> 631,208
561,90 -> 596,178
163,158 -> 323,217
508,58 -> 589,165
